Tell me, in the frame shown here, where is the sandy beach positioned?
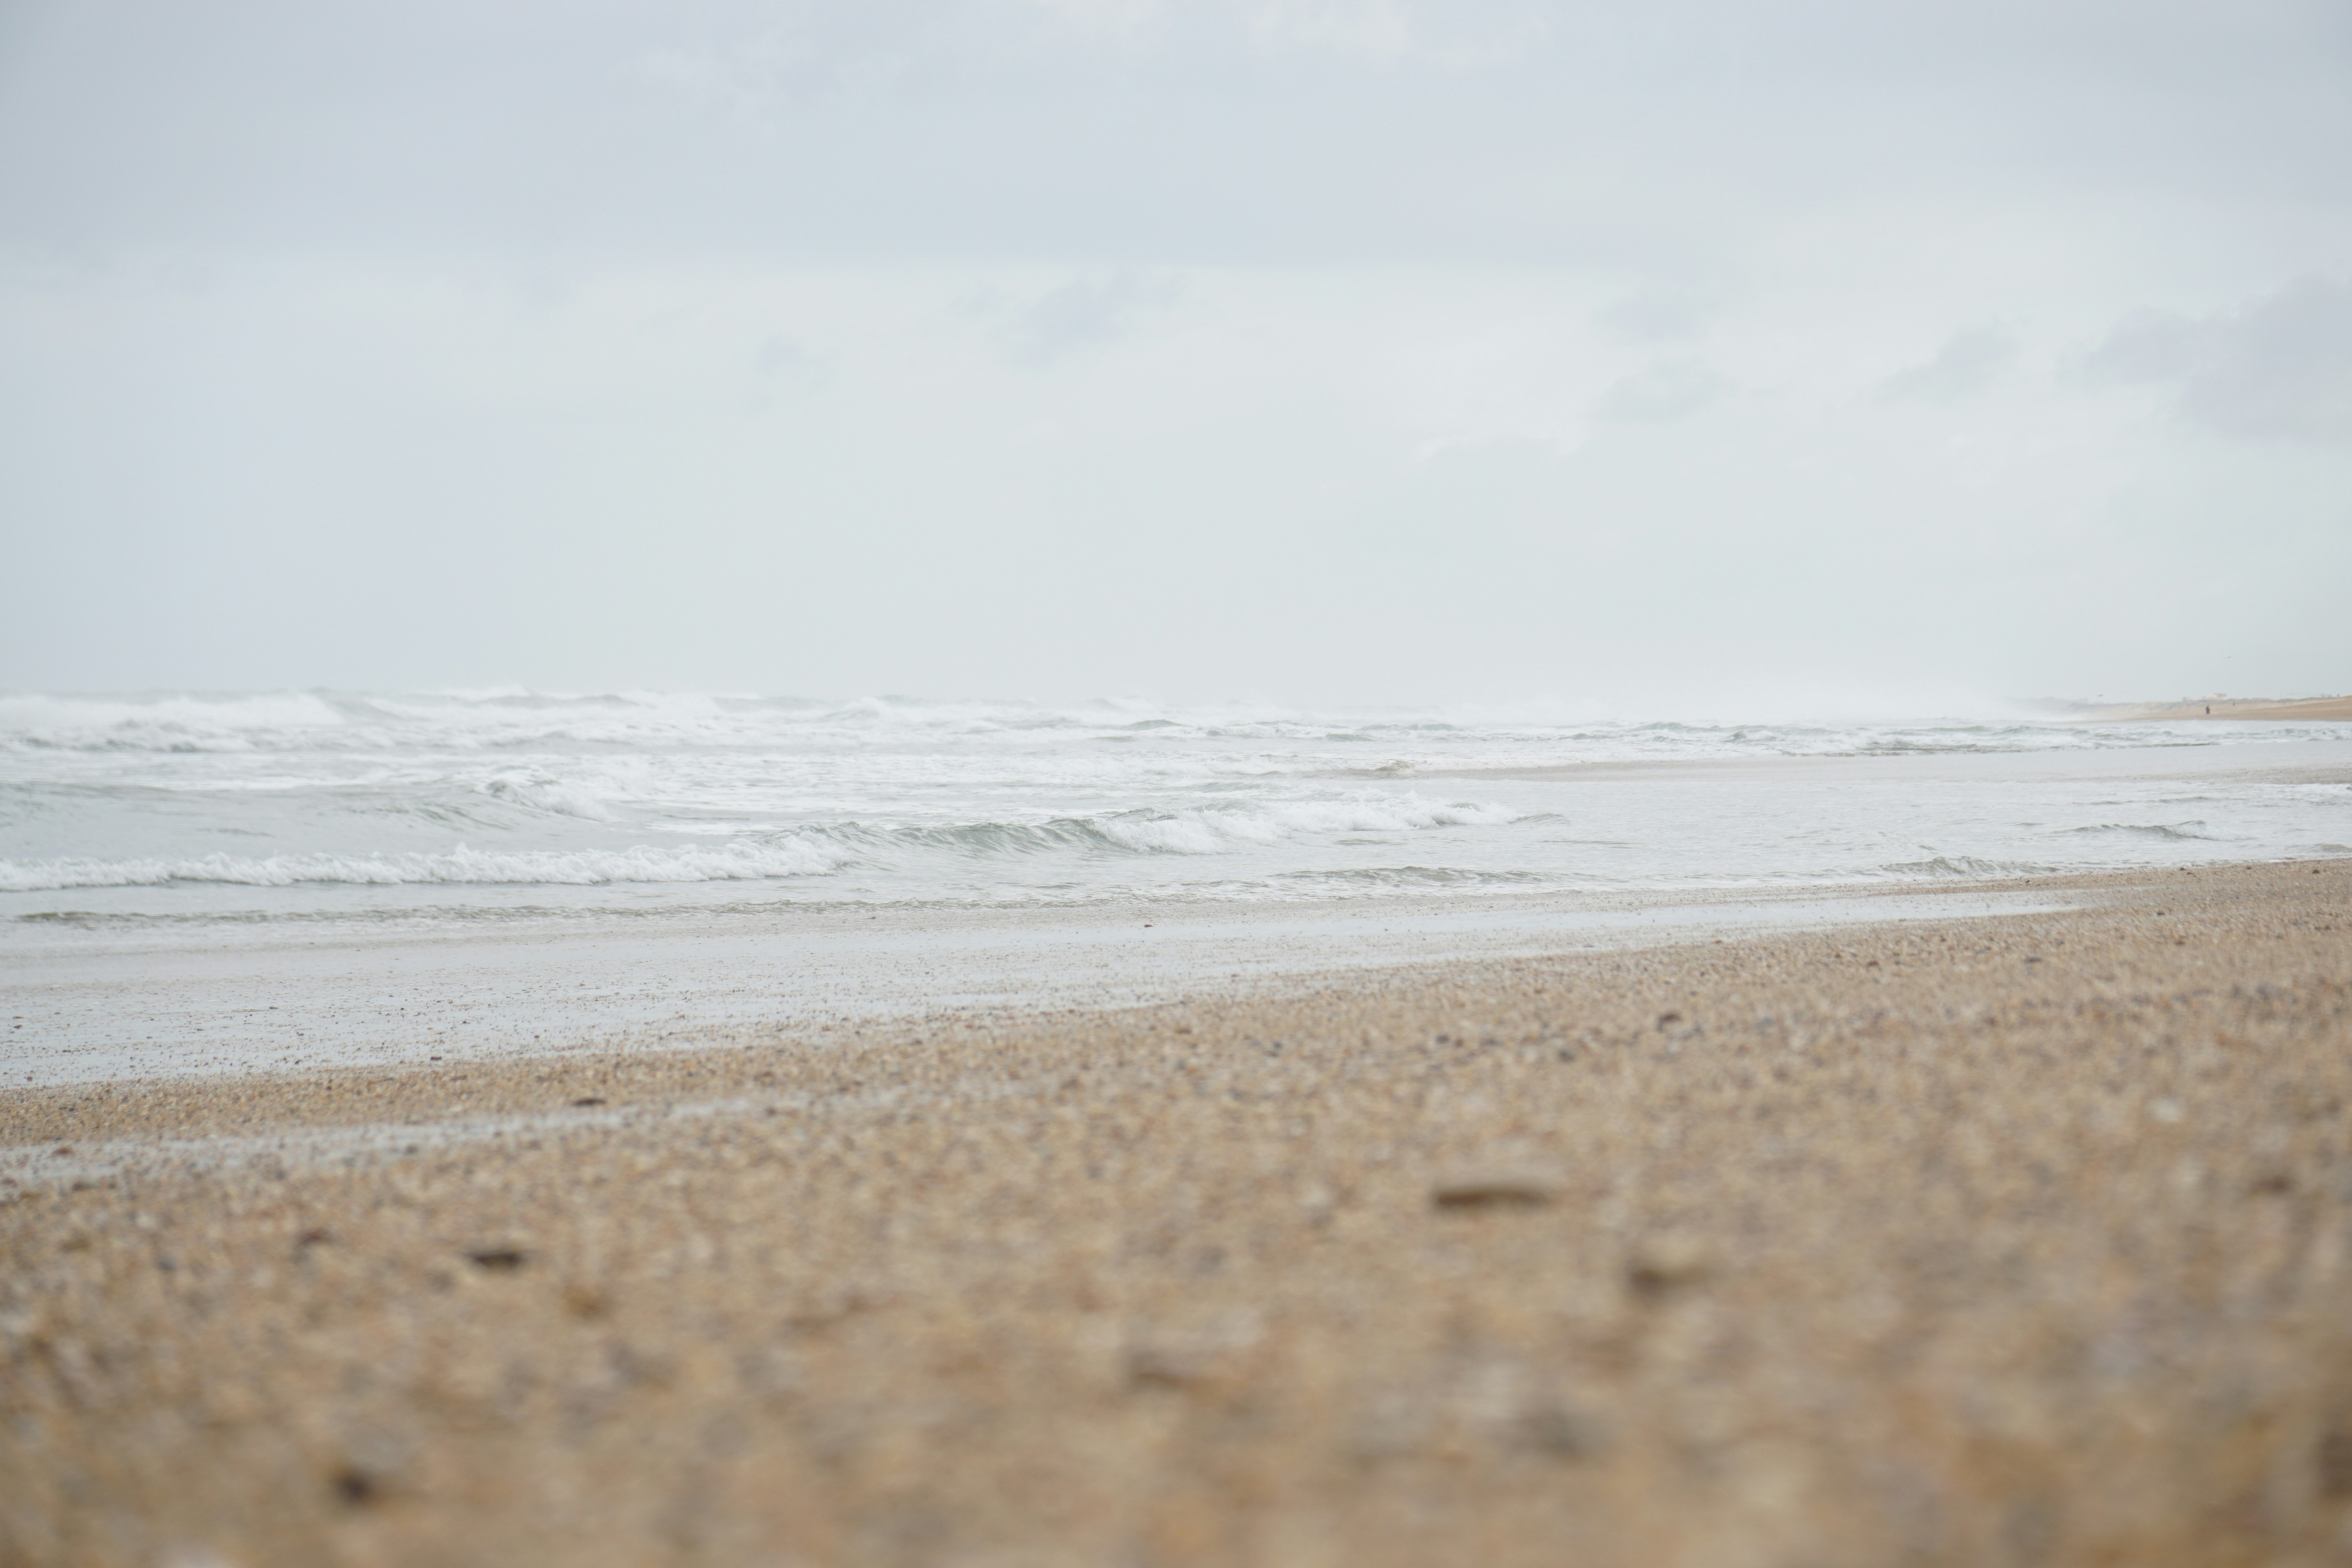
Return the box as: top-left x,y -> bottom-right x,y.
6,858 -> 2351,1566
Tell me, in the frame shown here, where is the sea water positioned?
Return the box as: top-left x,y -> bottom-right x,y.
4,689 -> 2348,926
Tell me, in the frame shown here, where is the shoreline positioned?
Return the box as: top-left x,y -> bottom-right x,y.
0,855 -> 2337,1168
0,862 -> 2165,1152
5,858 -> 2350,1565
2078,695 -> 2352,722
2,873 -> 2099,1092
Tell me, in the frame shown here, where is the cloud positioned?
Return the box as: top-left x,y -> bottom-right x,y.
4,0 -> 2345,274
1015,0 -> 1547,67
2,2 -> 2349,701
1593,289 -> 1715,345
1875,326 -> 2018,405
2087,276 -> 2352,443
1237,0 -> 1546,67
748,334 -> 828,402
1014,0 -> 1173,48
1008,269 -> 1179,363
1592,357 -> 1732,423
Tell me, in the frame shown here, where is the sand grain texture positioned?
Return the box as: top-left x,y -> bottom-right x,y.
5,860 -> 2351,1567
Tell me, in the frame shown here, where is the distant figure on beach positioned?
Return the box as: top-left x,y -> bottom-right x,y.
2206,706 -> 2211,715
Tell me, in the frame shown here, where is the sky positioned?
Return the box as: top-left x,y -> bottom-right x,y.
2,0 -> 2348,712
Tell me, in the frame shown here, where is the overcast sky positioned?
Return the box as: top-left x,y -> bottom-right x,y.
3,0 -> 2348,711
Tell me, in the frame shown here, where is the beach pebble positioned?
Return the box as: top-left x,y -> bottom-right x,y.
1515,1401 -> 1617,1458
1432,1170 -> 1564,1209
1126,1343 -> 1220,1387
466,1247 -> 528,1272
1628,1232 -> 1715,1298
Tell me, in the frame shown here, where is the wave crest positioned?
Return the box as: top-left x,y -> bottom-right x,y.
2061,822 -> 2218,841
1878,855 -> 2054,878
0,792 -> 1522,891
0,840 -> 851,892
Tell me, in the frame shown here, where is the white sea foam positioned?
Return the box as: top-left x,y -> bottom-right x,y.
3,687 -> 2334,759
477,771 -> 621,821
1878,856 -> 2054,879
0,794 -> 1526,891
0,840 -> 853,893
2062,821 -> 2221,841
0,690 -> 352,752
1093,797 -> 1519,855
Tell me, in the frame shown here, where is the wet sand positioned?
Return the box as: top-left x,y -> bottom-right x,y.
5,859 -> 2350,1566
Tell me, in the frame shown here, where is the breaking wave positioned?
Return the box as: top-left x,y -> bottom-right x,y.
0,793 -> 1523,892
756,795 -> 1521,861
475,771 -> 619,821
4,686 -> 2334,760
0,841 -> 855,893
1878,856 -> 2055,879
1088,797 -> 1516,853
1273,866 -> 1552,889
2061,821 -> 2220,841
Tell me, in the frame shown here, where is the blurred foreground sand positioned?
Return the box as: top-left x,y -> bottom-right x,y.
5,860 -> 2350,1567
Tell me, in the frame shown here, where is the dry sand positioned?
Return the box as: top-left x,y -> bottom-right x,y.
4,859 -> 2350,1568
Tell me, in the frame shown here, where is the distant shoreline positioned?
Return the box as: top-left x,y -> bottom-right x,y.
2058,694 -> 2352,722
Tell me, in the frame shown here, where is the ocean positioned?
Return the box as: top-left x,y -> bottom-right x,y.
6,688 -> 2350,918
5,690 -> 2347,1084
